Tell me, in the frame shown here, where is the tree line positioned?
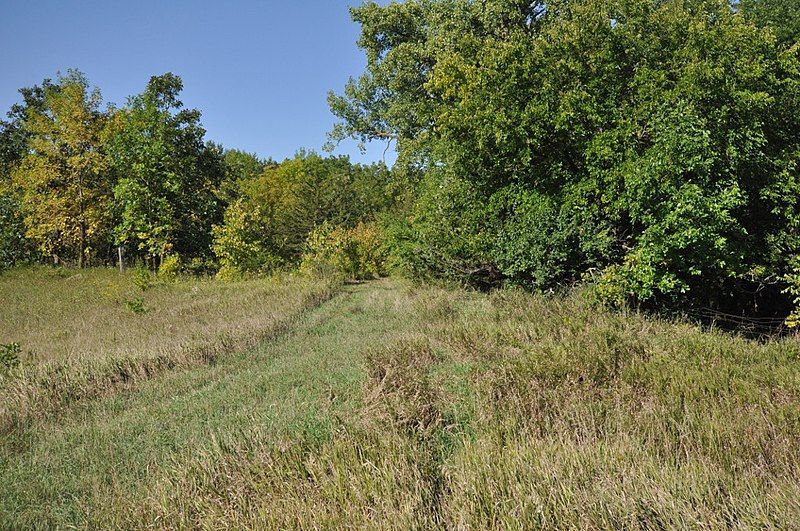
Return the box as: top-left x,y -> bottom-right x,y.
0,71 -> 396,275
329,0 -> 800,323
2,0 -> 800,325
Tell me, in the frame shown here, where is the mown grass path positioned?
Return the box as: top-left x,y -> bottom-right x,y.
1,280 -> 406,527
3,277 -> 799,529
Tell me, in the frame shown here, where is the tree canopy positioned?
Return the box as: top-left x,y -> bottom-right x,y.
11,71 -> 112,267
330,0 -> 800,316
741,0 -> 800,45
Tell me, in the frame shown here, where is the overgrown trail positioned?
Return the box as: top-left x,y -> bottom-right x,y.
0,280 -> 412,527
2,278 -> 799,529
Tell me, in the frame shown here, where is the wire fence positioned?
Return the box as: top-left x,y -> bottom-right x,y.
679,306 -> 792,341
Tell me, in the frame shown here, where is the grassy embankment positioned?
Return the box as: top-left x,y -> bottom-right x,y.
0,266 -> 338,433
1,267 -> 799,528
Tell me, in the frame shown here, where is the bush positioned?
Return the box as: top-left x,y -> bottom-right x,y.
300,222 -> 385,280
184,257 -> 218,276
212,201 -> 282,278
0,342 -> 21,376
131,267 -> 154,291
157,253 -> 181,279
385,173 -> 494,284
125,297 -> 147,314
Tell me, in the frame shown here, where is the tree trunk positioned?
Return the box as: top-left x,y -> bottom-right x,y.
77,166 -> 86,269
78,223 -> 86,269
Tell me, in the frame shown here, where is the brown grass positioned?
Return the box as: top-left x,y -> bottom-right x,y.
0,266 -> 339,433
2,277 -> 799,528
127,282 -> 800,529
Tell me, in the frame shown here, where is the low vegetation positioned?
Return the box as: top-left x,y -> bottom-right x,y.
0,267 -> 338,433
1,272 -> 798,528
300,221 -> 386,280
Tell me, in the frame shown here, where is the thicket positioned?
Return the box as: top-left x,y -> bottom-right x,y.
300,221 -> 386,280
213,151 -> 394,278
329,0 -> 800,324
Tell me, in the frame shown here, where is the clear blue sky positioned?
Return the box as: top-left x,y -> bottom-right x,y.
0,0 -> 395,165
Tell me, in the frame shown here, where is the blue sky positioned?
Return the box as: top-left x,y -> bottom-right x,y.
0,0 -> 395,165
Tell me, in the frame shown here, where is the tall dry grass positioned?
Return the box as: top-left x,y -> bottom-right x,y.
113,282 -> 800,529
0,266 -> 339,433
2,276 -> 798,528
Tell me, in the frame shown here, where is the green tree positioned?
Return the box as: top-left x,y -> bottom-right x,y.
108,73 -> 224,266
12,71 -> 112,267
332,0 -> 800,316
217,148 -> 269,204
0,192 -> 33,268
0,79 -> 54,267
0,80 -> 54,181
212,152 -> 393,276
740,0 -> 800,45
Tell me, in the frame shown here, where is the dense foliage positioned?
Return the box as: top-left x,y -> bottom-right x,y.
330,0 -> 800,319
2,0 -> 800,325
11,71 -> 112,268
0,81 -> 50,267
0,72 -> 394,277
741,0 -> 800,45
107,73 -> 225,265
213,152 -> 394,277
300,221 -> 385,280
0,72 -> 229,269
0,193 -> 32,268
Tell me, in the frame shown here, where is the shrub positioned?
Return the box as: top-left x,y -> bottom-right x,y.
384,173 -> 494,284
184,257 -> 217,276
157,253 -> 181,279
131,267 -> 153,291
300,222 -> 385,280
212,201 -> 282,278
0,342 -> 21,376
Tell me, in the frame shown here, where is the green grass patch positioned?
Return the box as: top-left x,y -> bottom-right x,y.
0,266 -> 339,433
1,274 -> 798,528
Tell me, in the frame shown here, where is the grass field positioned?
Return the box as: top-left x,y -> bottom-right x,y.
1,269 -> 799,528
0,266 -> 338,434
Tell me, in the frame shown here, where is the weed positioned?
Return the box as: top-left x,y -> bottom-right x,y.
364,336 -> 443,435
157,254 -> 181,279
0,342 -> 21,375
124,297 -> 147,314
131,267 -> 153,291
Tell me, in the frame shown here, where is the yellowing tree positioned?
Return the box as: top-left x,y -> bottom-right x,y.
12,71 -> 112,267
